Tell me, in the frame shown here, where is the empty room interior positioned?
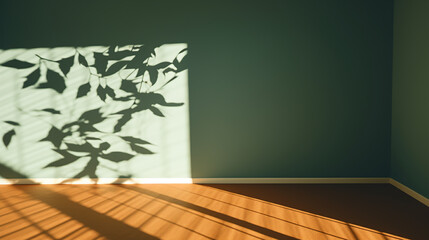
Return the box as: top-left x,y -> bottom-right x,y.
0,0 -> 428,239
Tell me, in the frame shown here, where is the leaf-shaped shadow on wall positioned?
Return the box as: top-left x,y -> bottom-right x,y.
0,44 -> 189,181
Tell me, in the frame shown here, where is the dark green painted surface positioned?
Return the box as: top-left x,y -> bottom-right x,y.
391,0 -> 429,198
0,0 -> 393,178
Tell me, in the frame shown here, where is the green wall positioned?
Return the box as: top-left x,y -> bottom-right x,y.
0,0 -> 394,178
190,0 -> 394,178
391,0 -> 429,198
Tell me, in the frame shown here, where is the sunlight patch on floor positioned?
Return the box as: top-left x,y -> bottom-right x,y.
0,184 -> 409,240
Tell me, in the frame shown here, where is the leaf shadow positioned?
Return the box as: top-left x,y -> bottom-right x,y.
0,44 -> 187,181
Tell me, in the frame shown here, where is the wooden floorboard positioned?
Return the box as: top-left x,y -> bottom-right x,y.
0,184 -> 427,240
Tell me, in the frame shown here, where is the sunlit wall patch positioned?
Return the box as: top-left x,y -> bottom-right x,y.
0,44 -> 190,182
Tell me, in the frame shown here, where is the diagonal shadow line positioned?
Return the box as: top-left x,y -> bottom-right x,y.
125,185 -> 353,239
0,192 -> 58,240
163,185 -> 352,232
21,187 -> 161,240
199,186 -> 409,240
346,223 -> 360,240
121,185 -> 300,240
78,186 -> 264,240
77,188 -> 221,240
0,163 -> 159,240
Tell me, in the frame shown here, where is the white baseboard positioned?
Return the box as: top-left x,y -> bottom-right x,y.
389,178 -> 429,207
0,177 -> 390,185
0,177 -> 426,207
191,177 -> 390,184
0,178 -> 194,185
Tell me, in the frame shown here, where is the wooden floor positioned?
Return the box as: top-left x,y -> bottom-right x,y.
0,184 -> 427,240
